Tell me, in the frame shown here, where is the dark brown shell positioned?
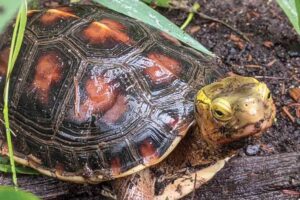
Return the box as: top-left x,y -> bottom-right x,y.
0,5 -> 222,183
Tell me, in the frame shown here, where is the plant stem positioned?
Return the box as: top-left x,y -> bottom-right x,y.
180,2 -> 200,30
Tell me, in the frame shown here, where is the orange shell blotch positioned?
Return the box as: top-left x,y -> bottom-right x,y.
33,53 -> 63,103
160,32 -> 181,46
72,77 -> 118,122
139,139 -> 159,164
111,157 -> 121,176
143,53 -> 181,85
85,77 -> 117,112
0,48 -> 9,77
83,19 -> 132,45
101,95 -> 127,124
27,10 -> 40,17
40,8 -> 79,26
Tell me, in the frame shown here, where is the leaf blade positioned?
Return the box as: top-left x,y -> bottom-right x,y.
276,0 -> 300,34
0,186 -> 40,200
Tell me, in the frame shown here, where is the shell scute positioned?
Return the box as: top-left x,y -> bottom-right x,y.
68,12 -> 148,58
48,146 -> 77,173
133,125 -> 173,165
59,63 -> 151,147
127,44 -> 197,103
103,141 -> 136,176
154,102 -> 194,134
29,6 -> 94,38
14,43 -> 80,132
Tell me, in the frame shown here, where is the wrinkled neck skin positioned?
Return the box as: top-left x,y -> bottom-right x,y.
164,123 -> 241,169
187,125 -> 240,165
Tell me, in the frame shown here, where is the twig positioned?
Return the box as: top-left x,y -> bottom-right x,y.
282,106 -> 295,123
254,76 -> 288,80
287,103 -> 300,107
173,5 -> 250,42
191,173 -> 197,200
195,12 -> 250,42
245,64 -> 262,68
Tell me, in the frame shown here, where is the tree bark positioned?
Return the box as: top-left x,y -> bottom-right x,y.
0,152 -> 299,200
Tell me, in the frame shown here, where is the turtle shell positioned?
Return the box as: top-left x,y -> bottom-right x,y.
0,5 -> 222,183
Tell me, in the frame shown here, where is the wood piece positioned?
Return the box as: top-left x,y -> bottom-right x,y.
187,152 -> 300,200
0,152 -> 299,200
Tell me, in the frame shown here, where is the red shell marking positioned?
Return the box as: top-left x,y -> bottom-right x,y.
82,19 -> 132,45
40,8 -> 79,26
139,139 -> 159,164
143,53 -> 182,85
85,77 -> 116,110
32,52 -> 63,103
160,32 -> 181,46
0,48 -> 9,76
111,157 -> 121,176
73,76 -> 128,123
101,95 -> 128,124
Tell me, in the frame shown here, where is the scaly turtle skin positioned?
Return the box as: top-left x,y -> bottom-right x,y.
0,5 -> 275,199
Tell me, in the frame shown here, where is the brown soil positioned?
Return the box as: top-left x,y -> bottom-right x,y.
168,0 -> 300,155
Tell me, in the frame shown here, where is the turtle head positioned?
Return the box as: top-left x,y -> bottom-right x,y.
195,76 -> 276,147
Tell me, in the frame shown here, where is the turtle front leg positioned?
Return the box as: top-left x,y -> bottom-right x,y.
113,168 -> 155,200
154,158 -> 228,200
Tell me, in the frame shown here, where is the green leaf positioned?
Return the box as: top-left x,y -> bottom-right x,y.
0,186 -> 40,200
0,0 -> 22,33
0,156 -> 39,175
0,164 -> 39,175
142,0 -> 170,7
276,0 -> 300,34
93,0 -> 214,56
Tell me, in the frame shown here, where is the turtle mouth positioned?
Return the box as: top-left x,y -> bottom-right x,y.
217,102 -> 276,145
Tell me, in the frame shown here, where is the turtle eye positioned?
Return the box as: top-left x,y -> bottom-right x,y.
213,109 -> 225,117
211,98 -> 232,121
267,91 -> 271,99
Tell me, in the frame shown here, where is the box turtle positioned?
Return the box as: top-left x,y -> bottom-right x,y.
0,4 -> 276,200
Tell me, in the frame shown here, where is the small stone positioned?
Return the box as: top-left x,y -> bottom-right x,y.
245,145 -> 260,156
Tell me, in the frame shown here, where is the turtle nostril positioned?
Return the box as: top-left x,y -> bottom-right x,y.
254,122 -> 261,129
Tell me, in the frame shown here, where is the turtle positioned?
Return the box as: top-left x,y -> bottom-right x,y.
0,4 -> 276,200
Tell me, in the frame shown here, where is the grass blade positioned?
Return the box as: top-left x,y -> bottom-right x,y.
276,0 -> 300,34
3,0 -> 27,187
296,0 -> 300,29
93,0 -> 214,56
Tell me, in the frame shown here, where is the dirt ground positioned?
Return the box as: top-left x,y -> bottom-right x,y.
180,0 -> 300,156
1,0 -> 299,199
